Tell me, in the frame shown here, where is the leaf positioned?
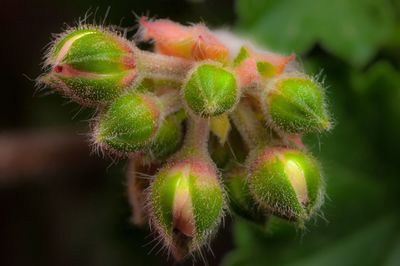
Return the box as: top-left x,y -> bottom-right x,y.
236,0 -> 395,67
285,216 -> 398,266
350,61 -> 400,161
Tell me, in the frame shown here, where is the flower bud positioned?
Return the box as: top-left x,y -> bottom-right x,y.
264,73 -> 331,133
248,147 -> 324,223
149,115 -> 183,160
42,27 -> 136,106
183,64 -> 239,116
149,158 -> 224,260
94,92 -> 161,153
139,17 -> 229,62
225,165 -> 268,224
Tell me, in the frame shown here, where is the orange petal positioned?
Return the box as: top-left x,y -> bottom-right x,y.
139,17 -> 229,62
191,25 -> 229,62
234,46 -> 295,87
235,58 -> 260,88
139,17 -> 194,58
256,51 -> 296,75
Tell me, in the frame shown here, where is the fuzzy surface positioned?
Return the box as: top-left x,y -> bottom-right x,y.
266,74 -> 330,133
96,93 -> 160,152
249,147 -> 323,222
184,64 -> 238,116
150,159 -> 224,257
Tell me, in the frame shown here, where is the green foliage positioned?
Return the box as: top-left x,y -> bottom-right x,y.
236,0 -> 396,67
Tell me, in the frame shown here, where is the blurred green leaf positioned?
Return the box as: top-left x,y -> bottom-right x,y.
350,61 -> 400,161
236,0 -> 395,66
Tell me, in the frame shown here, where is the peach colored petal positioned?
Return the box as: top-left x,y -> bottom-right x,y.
140,17 -> 229,62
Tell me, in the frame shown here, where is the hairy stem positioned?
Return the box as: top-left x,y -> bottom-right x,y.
134,47 -> 193,83
158,90 -> 182,116
230,100 -> 268,149
176,114 -> 210,159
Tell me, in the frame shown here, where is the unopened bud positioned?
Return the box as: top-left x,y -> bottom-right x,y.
94,92 -> 161,153
183,63 -> 239,116
264,73 -> 331,133
248,147 -> 324,223
149,158 -> 224,260
41,27 -> 136,106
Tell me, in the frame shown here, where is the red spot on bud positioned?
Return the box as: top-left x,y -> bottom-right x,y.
54,65 -> 63,73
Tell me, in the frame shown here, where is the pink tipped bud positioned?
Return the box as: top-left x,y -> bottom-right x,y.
41,27 -> 137,106
149,158 -> 224,260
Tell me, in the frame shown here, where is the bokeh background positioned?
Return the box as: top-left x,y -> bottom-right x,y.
1,0 -> 400,265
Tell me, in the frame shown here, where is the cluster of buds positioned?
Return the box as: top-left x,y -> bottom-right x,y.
38,17 -> 331,261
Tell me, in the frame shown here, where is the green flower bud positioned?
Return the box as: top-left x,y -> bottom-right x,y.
225,165 -> 268,224
264,73 -> 331,133
183,63 -> 239,116
42,27 -> 136,106
94,92 -> 161,153
149,115 -> 183,160
149,159 -> 224,260
248,147 -> 324,223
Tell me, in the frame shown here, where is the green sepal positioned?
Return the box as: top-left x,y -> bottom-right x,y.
151,168 -> 183,239
233,46 -> 251,67
225,166 -> 268,225
56,71 -> 131,103
59,30 -> 130,73
52,29 -> 98,59
150,115 -> 183,160
190,178 -> 223,242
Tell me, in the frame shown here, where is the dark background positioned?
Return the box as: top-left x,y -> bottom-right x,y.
1,0 -> 400,265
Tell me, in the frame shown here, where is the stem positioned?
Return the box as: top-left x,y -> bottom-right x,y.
134,47 -> 193,83
158,90 -> 182,116
178,114 -> 210,158
230,100 -> 268,149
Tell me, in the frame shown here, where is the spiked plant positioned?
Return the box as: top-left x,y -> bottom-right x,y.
38,16 -> 332,261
